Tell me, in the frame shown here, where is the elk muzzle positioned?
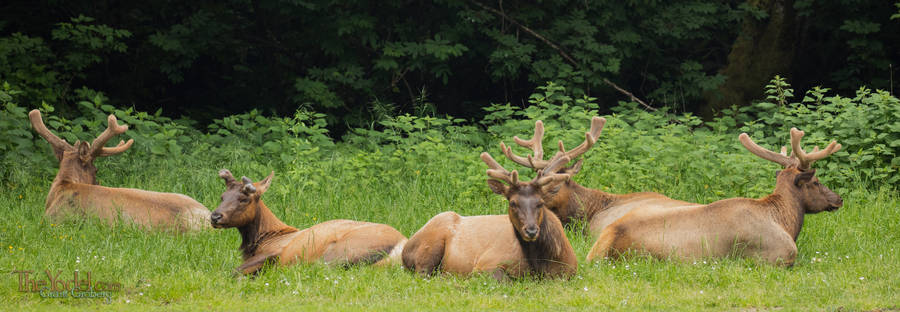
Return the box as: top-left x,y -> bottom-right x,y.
523,225 -> 540,241
210,212 -> 224,228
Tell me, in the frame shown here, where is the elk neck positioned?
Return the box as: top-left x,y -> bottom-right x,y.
513,207 -> 575,275
52,153 -> 96,186
237,200 -> 298,259
762,179 -> 807,241
563,181 -> 615,224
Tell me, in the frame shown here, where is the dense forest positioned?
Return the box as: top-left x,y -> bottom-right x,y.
1,0 -> 898,133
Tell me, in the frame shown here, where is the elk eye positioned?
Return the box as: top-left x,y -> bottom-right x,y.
240,198 -> 250,204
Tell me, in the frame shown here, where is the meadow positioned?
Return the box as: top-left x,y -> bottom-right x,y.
1,82 -> 898,311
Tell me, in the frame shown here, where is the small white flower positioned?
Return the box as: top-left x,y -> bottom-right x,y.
126,299 -> 131,303
139,292 -> 143,296
145,283 -> 151,287
292,290 -> 299,295
699,290 -> 704,294
859,277 -> 865,280
583,287 -> 588,291
265,283 -> 269,286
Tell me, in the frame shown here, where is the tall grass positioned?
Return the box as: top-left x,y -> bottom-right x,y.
1,125 -> 898,311
1,80 -> 898,310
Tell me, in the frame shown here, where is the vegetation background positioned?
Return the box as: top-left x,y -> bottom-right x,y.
1,0 -> 899,310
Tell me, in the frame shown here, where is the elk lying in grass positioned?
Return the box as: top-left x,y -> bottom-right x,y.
212,170 -> 408,275
401,152 -> 577,279
29,109 -> 210,231
499,117 -> 692,238
586,128 -> 843,266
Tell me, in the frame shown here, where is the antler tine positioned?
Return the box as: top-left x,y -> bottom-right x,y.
790,127 -> 841,170
481,152 -> 519,185
501,120 -> 549,170
535,152 -> 573,186
28,109 -> 73,153
241,176 -> 257,193
738,132 -> 798,168
558,116 -> 606,161
90,114 -> 132,157
219,169 -> 237,185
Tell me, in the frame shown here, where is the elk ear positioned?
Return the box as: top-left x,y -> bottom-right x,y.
775,170 -> 781,178
542,183 -> 563,196
75,141 -> 92,162
793,170 -> 816,186
560,159 -> 583,175
486,179 -> 508,195
255,171 -> 274,194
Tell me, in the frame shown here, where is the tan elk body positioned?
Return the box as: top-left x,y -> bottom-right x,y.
401,145 -> 579,279
586,129 -> 843,266
212,170 -> 408,275
29,110 -> 210,231
498,117 -> 692,239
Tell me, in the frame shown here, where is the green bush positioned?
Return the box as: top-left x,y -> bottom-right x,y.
724,76 -> 900,187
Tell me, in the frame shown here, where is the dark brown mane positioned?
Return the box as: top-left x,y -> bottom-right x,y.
513,208 -> 572,277
236,201 -> 298,259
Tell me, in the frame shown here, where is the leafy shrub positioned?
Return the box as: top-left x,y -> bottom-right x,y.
727,76 -> 900,187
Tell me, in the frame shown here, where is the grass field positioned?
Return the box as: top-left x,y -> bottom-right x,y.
1,141 -> 899,311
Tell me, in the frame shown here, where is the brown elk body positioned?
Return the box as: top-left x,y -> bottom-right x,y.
401,150 -> 577,279
499,117 -> 691,239
29,110 -> 210,231
586,128 -> 843,266
212,170 -> 407,275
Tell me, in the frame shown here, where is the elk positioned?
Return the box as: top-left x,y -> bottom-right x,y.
212,170 -> 408,275
586,128 -> 843,266
499,117 -> 693,239
401,152 -> 577,279
29,109 -> 210,231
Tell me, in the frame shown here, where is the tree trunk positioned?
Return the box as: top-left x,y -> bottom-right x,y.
703,0 -> 798,117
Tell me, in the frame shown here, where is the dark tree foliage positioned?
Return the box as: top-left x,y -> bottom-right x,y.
0,0 -> 897,132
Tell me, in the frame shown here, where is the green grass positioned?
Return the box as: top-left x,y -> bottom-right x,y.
1,150 -> 898,311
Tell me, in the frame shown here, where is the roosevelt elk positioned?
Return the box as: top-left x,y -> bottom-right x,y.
498,117 -> 692,238
29,109 -> 210,231
212,170 -> 408,275
586,128 -> 843,266
401,152 -> 577,279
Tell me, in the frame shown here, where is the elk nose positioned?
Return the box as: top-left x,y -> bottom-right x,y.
524,225 -> 539,238
210,212 -> 223,224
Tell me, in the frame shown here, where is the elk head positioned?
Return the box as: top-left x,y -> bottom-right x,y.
498,117 -> 605,220
740,128 -> 843,213
29,110 -> 134,185
482,151 -> 573,242
211,170 -> 273,228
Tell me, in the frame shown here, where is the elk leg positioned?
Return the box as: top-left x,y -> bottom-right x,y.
745,231 -> 798,267
235,252 -> 279,276
321,239 -> 395,266
586,226 -> 623,262
402,236 -> 447,276
402,212 -> 459,276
